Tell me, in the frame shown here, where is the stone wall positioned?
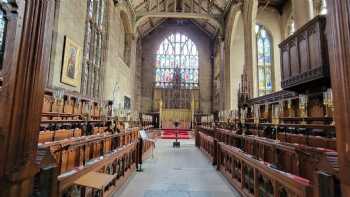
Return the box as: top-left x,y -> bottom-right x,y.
48,0 -> 137,110
229,13 -> 245,110
103,2 -> 136,110
256,7 -> 283,92
140,20 -> 213,113
49,0 -> 87,92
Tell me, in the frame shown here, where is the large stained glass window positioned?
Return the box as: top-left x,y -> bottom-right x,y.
256,24 -> 273,96
155,33 -> 199,89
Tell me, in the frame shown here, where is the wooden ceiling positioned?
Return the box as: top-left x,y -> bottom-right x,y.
131,0 -> 288,38
131,0 -> 235,38
258,0 -> 288,13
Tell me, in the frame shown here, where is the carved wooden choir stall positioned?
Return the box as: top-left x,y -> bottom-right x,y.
33,90 -> 156,197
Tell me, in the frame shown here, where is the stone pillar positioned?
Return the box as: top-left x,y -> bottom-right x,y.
134,38 -> 143,112
293,0 -> 314,29
124,33 -> 133,66
242,0 -> 258,98
0,0 -> 55,196
218,36 -> 227,111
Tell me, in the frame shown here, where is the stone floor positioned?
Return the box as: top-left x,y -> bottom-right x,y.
114,139 -> 241,197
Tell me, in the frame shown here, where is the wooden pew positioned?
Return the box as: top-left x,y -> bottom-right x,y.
277,132 -> 336,150
197,127 -> 339,182
217,142 -> 312,197
38,118 -> 108,143
35,126 -> 157,196
58,141 -> 138,196
38,129 -> 139,175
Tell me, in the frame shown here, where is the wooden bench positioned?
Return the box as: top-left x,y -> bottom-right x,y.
196,130 -> 340,197
218,142 -> 312,197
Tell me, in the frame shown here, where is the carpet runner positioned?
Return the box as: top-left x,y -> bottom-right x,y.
161,129 -> 191,139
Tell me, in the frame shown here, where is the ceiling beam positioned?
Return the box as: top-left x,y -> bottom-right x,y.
193,0 -> 208,13
134,1 -> 146,11
149,18 -> 155,27
223,0 -> 240,19
190,19 -> 216,38
211,0 -> 225,13
148,0 -> 167,12
141,18 -> 167,37
135,11 -> 223,33
183,3 -> 219,33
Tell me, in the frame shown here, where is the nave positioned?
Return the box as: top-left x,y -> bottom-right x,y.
115,139 -> 240,197
1,0 -> 350,197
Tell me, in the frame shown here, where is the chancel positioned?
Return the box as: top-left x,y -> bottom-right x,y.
1,0 -> 350,197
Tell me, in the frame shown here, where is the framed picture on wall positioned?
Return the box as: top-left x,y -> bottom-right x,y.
61,36 -> 82,87
124,96 -> 131,110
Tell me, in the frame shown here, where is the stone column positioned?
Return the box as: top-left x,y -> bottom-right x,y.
218,36 -> 227,111
242,0 -> 258,98
293,0 -> 314,29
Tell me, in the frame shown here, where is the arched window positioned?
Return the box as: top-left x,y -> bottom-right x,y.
256,24 -> 273,96
81,0 -> 107,98
155,33 -> 199,89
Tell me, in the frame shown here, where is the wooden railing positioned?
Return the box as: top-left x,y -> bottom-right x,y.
211,119 -> 336,149
34,127 -> 155,196
196,128 -> 340,197
38,128 -> 139,175
202,127 -> 338,178
218,142 -> 312,197
197,132 -> 215,161
58,141 -> 138,196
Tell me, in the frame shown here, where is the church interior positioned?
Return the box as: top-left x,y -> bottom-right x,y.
1,0 -> 350,196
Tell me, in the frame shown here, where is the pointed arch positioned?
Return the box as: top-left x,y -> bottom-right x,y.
120,10 -> 133,66
224,3 -> 243,110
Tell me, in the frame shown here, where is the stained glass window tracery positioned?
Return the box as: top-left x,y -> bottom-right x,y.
256,24 -> 273,96
155,33 -> 199,89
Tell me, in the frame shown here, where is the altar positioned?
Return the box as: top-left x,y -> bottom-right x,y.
152,67 -> 200,129
160,108 -> 192,129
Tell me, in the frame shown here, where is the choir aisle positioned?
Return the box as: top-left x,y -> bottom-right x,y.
114,139 -> 240,197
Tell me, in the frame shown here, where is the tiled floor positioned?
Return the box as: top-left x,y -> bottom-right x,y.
114,139 -> 241,197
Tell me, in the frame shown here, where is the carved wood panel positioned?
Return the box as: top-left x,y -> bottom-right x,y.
279,16 -> 329,90
327,0 -> 350,194
0,0 -> 55,196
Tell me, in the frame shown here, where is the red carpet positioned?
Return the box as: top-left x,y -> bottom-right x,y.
161,129 -> 191,139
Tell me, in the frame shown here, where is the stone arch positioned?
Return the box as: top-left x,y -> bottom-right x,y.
120,10 -> 133,34
224,4 -> 245,110
281,0 -> 294,39
119,9 -> 133,66
229,12 -> 245,110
